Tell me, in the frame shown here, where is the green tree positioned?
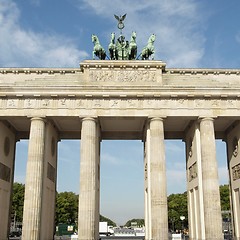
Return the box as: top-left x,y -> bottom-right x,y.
125,218 -> 144,227
220,184 -> 230,211
11,182 -> 25,222
168,192 -> 188,231
55,192 -> 78,225
100,215 -> 116,227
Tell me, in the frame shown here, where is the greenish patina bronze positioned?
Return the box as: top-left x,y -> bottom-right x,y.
91,34 -> 106,60
141,34 -> 156,60
92,14 -> 155,60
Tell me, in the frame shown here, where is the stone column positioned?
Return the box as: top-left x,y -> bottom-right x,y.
78,117 -> 100,240
40,122 -> 58,240
22,117 -> 46,240
199,117 -> 223,239
146,117 -> 168,240
185,122 -> 205,239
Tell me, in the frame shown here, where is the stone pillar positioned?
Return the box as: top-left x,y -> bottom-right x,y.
199,117 -> 223,239
185,122 -> 205,240
78,117 -> 100,240
225,121 -> 240,238
145,117 -> 168,240
0,121 -> 16,240
40,122 -> 58,240
22,117 -> 46,240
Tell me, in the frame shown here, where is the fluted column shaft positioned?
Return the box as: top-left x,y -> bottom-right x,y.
199,118 -> 223,239
22,117 -> 46,240
78,117 -> 99,240
149,117 -> 168,240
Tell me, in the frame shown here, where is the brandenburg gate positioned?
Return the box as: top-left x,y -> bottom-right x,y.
0,59 -> 240,240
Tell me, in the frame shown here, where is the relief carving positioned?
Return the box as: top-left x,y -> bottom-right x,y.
42,99 -> 50,107
188,162 -> 197,182
232,163 -> 240,181
89,70 -> 114,82
89,69 -> 156,82
110,99 -> 119,108
7,99 -> 17,108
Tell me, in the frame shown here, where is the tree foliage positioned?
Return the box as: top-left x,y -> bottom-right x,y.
125,218 -> 144,227
100,215 -> 116,227
11,182 -> 25,222
11,182 -> 231,230
55,191 -> 79,225
168,192 -> 188,231
220,184 -> 230,211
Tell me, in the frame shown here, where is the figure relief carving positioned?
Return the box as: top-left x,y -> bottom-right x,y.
25,99 -> 32,108
42,99 -> 50,107
90,70 -> 114,82
7,99 -> 17,108
127,99 -> 137,108
110,99 -> 120,108
76,99 -> 84,107
195,99 -> 204,107
60,98 -> 66,106
232,163 -> 240,181
188,162 -> 197,182
90,69 -> 156,82
94,99 -> 102,107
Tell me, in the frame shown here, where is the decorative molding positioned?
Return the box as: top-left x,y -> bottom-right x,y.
1,97 -> 240,110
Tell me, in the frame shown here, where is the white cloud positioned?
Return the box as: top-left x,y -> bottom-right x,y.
101,152 -> 121,165
79,0 -> 206,67
0,0 -> 88,67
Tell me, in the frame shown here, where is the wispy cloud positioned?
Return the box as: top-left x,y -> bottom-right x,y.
0,0 -> 88,67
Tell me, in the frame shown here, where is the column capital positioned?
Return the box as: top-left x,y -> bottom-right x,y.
148,116 -> 166,122
198,116 -> 216,122
28,116 -> 46,122
81,116 -> 98,123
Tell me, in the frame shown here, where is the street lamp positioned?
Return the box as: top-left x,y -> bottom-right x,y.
180,216 -> 185,233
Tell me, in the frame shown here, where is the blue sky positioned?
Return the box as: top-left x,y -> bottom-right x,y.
1,0 -> 238,225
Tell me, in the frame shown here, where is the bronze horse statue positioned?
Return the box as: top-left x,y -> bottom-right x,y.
141,34 -> 156,60
128,31 -> 137,60
92,34 -> 106,60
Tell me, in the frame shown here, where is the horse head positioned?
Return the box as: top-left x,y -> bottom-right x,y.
131,31 -> 137,41
92,34 -> 98,43
148,34 -> 156,43
110,32 -> 115,42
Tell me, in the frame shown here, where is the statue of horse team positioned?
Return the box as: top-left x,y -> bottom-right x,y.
92,32 -> 155,60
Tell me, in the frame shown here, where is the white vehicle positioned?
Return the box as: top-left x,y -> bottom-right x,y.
71,221 -> 114,239
99,221 -> 113,236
